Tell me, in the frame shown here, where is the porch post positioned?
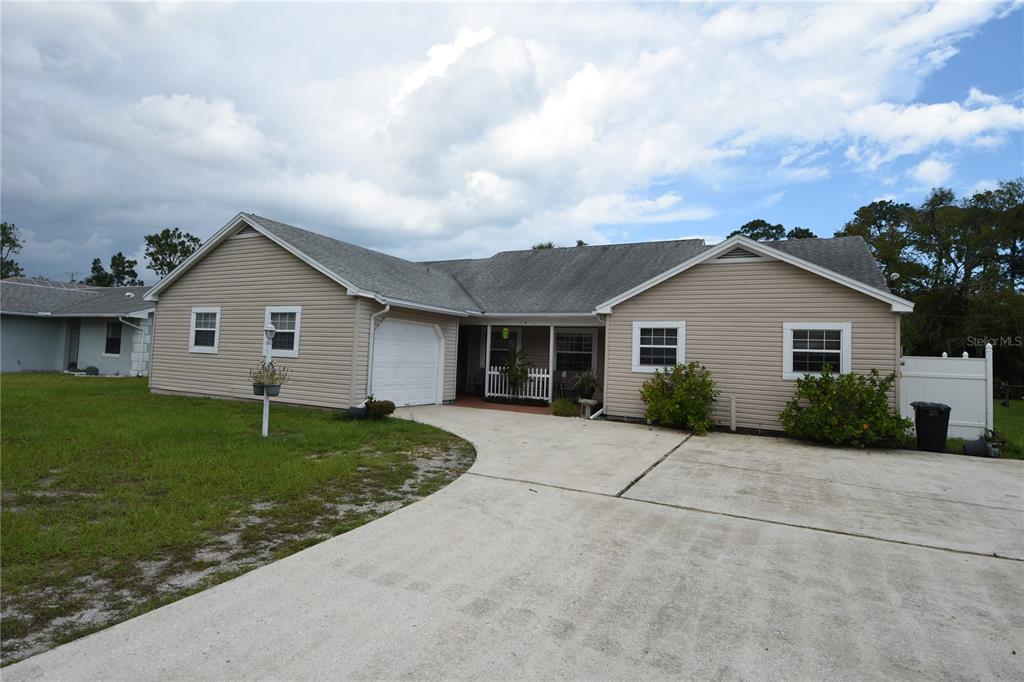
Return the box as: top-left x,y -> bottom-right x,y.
548,325 -> 555,403
484,324 -> 492,398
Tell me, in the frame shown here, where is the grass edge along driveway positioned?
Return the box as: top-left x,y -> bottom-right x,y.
0,374 -> 474,666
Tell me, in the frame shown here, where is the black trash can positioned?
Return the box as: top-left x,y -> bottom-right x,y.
911,401 -> 951,453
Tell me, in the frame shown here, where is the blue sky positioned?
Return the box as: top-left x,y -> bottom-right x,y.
2,2 -> 1022,283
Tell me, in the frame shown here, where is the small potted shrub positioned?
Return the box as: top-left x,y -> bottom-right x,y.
573,371 -> 599,400
365,395 -> 396,419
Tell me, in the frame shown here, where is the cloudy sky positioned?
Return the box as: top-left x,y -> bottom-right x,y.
2,2 -> 1022,284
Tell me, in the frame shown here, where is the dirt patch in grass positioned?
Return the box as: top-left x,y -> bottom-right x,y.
0,374 -> 475,666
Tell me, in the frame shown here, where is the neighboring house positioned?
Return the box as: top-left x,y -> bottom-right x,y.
1,277 -> 155,376
144,213 -> 913,431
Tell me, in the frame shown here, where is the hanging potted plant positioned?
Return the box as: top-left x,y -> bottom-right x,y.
263,361 -> 291,397
249,361 -> 291,396
249,362 -> 267,395
573,371 -> 599,400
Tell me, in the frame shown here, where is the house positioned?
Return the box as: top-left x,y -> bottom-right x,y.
143,213 -> 913,431
1,277 -> 155,376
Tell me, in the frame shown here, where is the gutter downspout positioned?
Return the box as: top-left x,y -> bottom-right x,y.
365,297 -> 390,399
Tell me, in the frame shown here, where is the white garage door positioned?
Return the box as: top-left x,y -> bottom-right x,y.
371,320 -> 442,406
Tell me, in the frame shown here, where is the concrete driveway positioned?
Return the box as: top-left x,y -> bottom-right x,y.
7,406 -> 1023,680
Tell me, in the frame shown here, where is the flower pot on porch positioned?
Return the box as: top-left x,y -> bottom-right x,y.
264,384 -> 281,397
578,387 -> 596,400
252,383 -> 265,396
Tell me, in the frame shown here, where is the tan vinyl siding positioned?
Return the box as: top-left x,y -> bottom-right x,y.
150,233 -> 356,408
356,302 -> 460,403
604,259 -> 900,431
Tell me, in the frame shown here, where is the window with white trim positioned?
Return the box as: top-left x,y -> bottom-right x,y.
782,322 -> 851,379
104,322 -> 122,356
556,332 -> 594,372
631,321 -> 685,373
265,306 -> 301,358
189,307 -> 220,353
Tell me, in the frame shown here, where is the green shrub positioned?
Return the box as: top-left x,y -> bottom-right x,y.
365,398 -> 396,420
639,362 -> 719,435
778,368 -> 912,447
551,398 -> 577,417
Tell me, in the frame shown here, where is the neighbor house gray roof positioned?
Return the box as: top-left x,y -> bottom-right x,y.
0,279 -> 153,317
244,214 -> 482,313
424,236 -> 890,314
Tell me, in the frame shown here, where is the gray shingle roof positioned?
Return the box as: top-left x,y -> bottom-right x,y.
425,235 -> 889,313
243,214 -> 481,313
0,279 -> 153,317
54,287 -> 153,316
425,239 -> 709,314
157,214 -> 892,315
766,236 -> 890,291
239,215 -> 889,314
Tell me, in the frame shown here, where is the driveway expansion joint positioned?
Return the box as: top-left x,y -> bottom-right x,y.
668,457 -> 1024,514
466,471 -> 1023,563
614,434 -> 692,497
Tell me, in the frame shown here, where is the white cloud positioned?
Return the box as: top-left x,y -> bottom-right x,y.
911,157 -> 954,186
968,178 -> 998,194
1,1 -> 1021,277
389,26 -> 496,116
845,97 -> 1024,168
966,87 -> 1002,108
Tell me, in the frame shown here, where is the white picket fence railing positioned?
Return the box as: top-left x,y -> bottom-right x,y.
486,366 -> 551,401
899,343 -> 993,439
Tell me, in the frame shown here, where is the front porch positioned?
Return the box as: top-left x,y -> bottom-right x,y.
455,321 -> 605,404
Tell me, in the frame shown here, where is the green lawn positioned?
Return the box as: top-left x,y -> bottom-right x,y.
944,399 -> 1024,459
0,374 -> 473,665
994,399 -> 1023,458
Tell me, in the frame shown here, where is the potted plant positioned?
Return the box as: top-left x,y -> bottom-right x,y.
500,347 -> 531,401
574,371 -> 599,400
249,361 -> 291,396
263,362 -> 291,397
249,362 -> 267,395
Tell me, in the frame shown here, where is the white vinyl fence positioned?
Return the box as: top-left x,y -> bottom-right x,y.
899,343 -> 993,439
486,366 -> 551,401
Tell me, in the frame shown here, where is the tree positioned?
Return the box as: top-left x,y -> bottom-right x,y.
1,222 -> 25,278
532,241 -> 554,249
835,179 -> 1024,386
728,219 -> 785,241
144,227 -> 201,278
785,227 -> 817,240
576,239 -> 588,247
84,252 -> 144,287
